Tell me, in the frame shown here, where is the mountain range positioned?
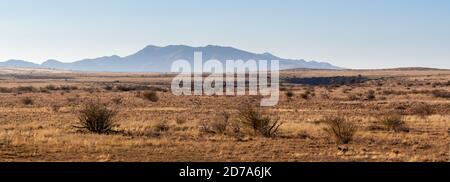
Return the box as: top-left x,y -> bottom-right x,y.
0,45 -> 341,72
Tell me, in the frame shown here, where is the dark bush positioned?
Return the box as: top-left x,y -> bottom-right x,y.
142,91 -> 159,102
366,90 -> 376,100
431,90 -> 450,99
60,85 -> 78,91
103,85 -> 113,91
0,87 -> 12,93
74,101 -> 118,134
154,121 -> 170,134
285,90 -> 294,100
17,86 -> 36,93
300,93 -> 309,100
21,97 -> 34,105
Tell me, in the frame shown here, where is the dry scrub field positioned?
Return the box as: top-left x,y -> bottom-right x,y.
0,68 -> 449,162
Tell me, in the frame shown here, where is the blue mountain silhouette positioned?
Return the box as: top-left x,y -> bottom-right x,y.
1,45 -> 341,72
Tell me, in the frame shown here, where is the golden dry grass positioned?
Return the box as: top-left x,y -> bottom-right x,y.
0,68 -> 449,162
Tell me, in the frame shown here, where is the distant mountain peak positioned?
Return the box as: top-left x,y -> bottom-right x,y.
43,59 -> 61,63
0,44 -> 342,72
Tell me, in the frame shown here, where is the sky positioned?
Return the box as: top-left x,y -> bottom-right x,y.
0,0 -> 449,69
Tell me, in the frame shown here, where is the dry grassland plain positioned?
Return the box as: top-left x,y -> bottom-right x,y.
0,68 -> 449,162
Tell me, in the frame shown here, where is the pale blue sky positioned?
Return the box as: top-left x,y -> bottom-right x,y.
1,0 -> 449,68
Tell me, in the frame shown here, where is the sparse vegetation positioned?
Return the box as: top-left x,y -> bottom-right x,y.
237,107 -> 283,138
74,100 -> 118,134
0,87 -> 12,93
431,89 -> 450,99
45,85 -> 58,90
410,102 -> 433,118
175,117 -> 187,125
285,90 -> 294,100
199,111 -> 230,134
212,111 -> 230,134
300,93 -> 309,100
142,91 -> 159,102
0,69 -> 448,162
21,97 -> 34,105
282,76 -> 369,86
321,116 -> 357,144
153,121 -> 170,134
230,123 -> 243,141
17,86 -> 37,93
366,90 -> 376,100
103,85 -> 113,91
379,114 -> 409,132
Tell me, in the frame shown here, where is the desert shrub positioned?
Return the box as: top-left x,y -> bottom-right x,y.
230,123 -> 243,141
198,120 -> 212,134
282,76 -> 369,86
83,87 -> 98,93
321,116 -> 357,144
285,90 -> 294,100
198,112 -> 230,134
300,93 -> 309,100
74,101 -> 118,134
116,85 -> 133,92
0,87 -> 12,93
306,88 -> 316,97
103,85 -> 113,91
154,121 -> 170,134
60,85 -> 78,91
175,117 -> 187,125
212,111 -> 230,134
39,87 -> 51,93
409,103 -> 433,118
237,107 -> 283,138
142,91 -> 159,102
17,86 -> 36,93
379,114 -> 409,132
21,97 -> 34,105
45,85 -> 58,90
431,90 -> 450,99
366,90 -> 376,100
297,131 -> 311,139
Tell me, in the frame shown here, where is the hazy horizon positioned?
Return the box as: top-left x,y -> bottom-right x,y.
1,0 -> 449,69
